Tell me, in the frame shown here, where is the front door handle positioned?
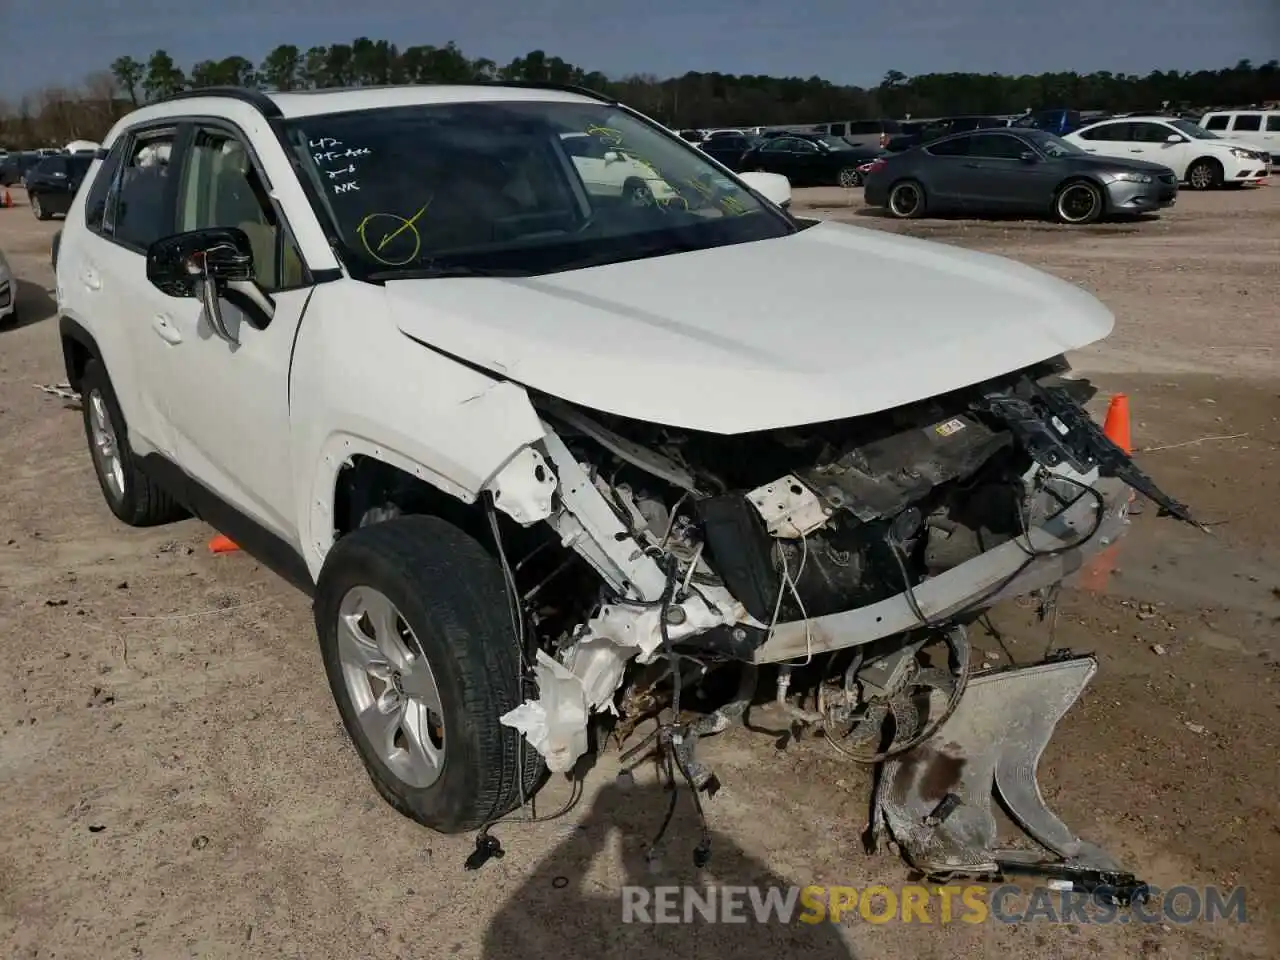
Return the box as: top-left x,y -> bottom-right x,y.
81,267 -> 101,291
1130,149 -> 1143,153
151,314 -> 183,345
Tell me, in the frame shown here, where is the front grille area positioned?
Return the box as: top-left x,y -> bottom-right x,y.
0,282 -> 10,309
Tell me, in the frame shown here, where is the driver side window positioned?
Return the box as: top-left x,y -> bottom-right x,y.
175,126 -> 306,292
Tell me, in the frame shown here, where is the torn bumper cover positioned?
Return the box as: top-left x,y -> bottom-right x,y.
872,654 -> 1149,903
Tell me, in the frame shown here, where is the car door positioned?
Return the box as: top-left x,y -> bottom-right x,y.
915,134 -> 973,205
773,138 -> 824,184
751,138 -> 802,179
148,121 -> 317,544
958,133 -> 1059,210
70,125 -> 184,460
1071,121 -> 1135,162
1262,115 -> 1280,161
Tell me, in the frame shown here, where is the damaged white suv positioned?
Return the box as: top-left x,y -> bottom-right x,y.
57,83 -> 1193,889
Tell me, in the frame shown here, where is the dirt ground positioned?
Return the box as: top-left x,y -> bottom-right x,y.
1,183 -> 1277,960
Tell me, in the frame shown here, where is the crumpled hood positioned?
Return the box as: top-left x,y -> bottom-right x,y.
386,219 -> 1114,434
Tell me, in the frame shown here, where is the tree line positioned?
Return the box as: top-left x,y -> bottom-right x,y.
2,40 -> 1277,147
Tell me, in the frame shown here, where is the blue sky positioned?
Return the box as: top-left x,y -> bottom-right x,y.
3,0 -> 1278,96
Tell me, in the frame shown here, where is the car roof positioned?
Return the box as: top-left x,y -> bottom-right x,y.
118,83 -> 605,129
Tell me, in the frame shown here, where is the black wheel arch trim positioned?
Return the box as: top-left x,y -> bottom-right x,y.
59,315 -> 101,391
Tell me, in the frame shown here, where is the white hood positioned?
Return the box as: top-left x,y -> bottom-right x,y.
386,220 -> 1114,434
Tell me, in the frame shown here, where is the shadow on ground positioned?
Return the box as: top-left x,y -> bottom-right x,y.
1,279 -> 57,332
482,776 -> 858,960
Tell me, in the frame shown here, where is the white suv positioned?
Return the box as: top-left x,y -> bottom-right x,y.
1065,115 -> 1270,189
55,84 -> 1192,852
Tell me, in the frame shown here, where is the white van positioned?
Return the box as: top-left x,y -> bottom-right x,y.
1198,110 -> 1279,156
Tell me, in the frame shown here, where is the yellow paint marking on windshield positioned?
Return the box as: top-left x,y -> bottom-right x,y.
356,210 -> 424,267
377,199 -> 431,252
585,124 -> 625,146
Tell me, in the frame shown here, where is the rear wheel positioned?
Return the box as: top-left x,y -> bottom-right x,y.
838,166 -> 862,188
31,193 -> 51,221
315,515 -> 541,833
887,179 -> 926,218
1053,180 -> 1104,224
79,359 -> 188,526
1185,158 -> 1223,191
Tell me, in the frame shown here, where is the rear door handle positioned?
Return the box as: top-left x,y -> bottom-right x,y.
81,267 -> 101,291
1130,149 -> 1143,154
151,314 -> 183,345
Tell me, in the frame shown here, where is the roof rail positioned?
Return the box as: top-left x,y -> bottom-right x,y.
470,79 -> 618,104
152,86 -> 283,119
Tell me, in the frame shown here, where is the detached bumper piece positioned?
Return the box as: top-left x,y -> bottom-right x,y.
872,654 -> 1149,906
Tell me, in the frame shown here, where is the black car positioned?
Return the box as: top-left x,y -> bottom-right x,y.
0,151 -> 44,187
739,132 -> 886,187
25,153 -> 94,220
862,128 -> 1178,224
698,132 -> 758,171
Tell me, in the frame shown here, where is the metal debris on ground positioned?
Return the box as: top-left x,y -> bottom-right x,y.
34,382 -> 80,402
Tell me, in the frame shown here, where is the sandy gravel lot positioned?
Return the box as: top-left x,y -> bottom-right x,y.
1,183 -> 1277,960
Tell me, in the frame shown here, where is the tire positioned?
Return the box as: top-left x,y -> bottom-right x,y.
315,515 -> 541,833
1053,179 -> 1105,224
1185,158 -> 1223,191
887,179 -> 927,218
622,177 -> 654,207
79,359 -> 188,526
31,193 -> 52,221
838,166 -> 862,188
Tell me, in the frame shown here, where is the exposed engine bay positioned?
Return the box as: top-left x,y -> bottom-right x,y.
479,355 -> 1195,896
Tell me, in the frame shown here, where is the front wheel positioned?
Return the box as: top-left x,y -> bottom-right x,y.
1054,180 -> 1104,224
315,515 -> 541,833
838,166 -> 862,188
887,179 -> 926,218
623,178 -> 654,207
1185,158 -> 1223,191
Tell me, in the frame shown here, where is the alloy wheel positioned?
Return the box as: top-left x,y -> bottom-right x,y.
337,585 -> 446,789
87,388 -> 125,503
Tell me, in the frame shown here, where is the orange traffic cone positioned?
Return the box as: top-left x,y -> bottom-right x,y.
2,190 -> 10,208
1102,393 -> 1131,453
208,533 -> 240,553
1079,394 -> 1133,592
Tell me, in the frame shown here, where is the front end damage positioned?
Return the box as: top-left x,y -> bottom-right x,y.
483,356 -> 1194,892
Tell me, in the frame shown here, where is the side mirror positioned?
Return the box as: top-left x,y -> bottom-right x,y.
146,227 -> 255,344
737,170 -> 792,209
1166,134 -> 1185,143
603,150 -> 625,163
1019,150 -> 1039,163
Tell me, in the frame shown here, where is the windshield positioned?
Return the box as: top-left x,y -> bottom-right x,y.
1033,133 -> 1086,158
1168,118 -> 1218,140
283,100 -> 791,279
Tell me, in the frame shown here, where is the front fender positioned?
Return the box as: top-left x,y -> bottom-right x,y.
289,283 -> 548,580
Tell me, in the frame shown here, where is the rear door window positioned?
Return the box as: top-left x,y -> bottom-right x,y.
1266,116 -> 1280,132
113,129 -> 180,251
1231,114 -> 1262,132
927,136 -> 970,157
968,134 -> 1026,159
1079,122 -> 1132,141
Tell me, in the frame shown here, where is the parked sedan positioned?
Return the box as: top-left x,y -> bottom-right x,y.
862,128 -> 1177,224
740,133 -> 886,187
26,153 -> 94,220
0,151 -> 44,187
